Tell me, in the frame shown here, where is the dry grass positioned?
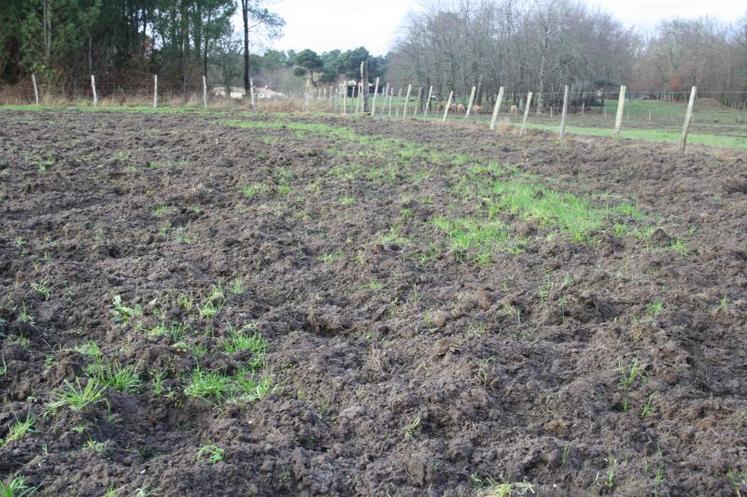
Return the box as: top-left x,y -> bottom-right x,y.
258,97 -> 334,113
0,82 -> 338,114
496,120 -> 513,134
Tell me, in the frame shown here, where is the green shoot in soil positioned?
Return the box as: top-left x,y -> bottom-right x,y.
197,443 -> 225,464
47,379 -> 109,414
0,415 -> 34,447
0,477 -> 36,497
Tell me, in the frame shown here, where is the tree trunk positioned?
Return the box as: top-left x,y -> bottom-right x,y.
43,0 -> 51,67
242,1 -> 250,92
203,11 -> 211,77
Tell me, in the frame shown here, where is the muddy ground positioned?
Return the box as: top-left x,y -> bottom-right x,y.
0,109 -> 746,496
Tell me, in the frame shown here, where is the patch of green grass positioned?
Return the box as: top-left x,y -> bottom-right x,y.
197,443 -> 225,464
173,227 -> 192,244
229,278 -> 245,295
640,395 -> 655,419
47,379 -> 108,414
615,202 -> 645,220
176,292 -> 194,310
197,285 -> 225,319
378,224 -> 410,246
488,180 -> 606,241
329,163 -> 362,181
147,321 -> 186,341
476,481 -> 535,497
727,468 -> 746,497
619,358 -> 646,390
184,369 -> 234,401
401,415 -> 421,440
320,250 -> 344,263
224,117 -> 645,243
17,302 -> 32,323
339,195 -> 356,206
0,415 -> 34,447
85,438 -> 111,456
669,238 -> 689,256
152,204 -> 173,217
151,370 -> 168,396
605,456 -> 618,489
647,299 -> 664,319
184,367 -> 270,403
618,358 -> 647,412
92,362 -> 141,393
523,121 -> 747,150
223,326 -> 267,367
111,295 -> 143,324
433,217 -> 523,263
652,464 -> 666,497
0,477 -> 36,497
232,369 -> 272,401
73,341 -> 102,359
717,296 -> 729,313
241,183 -> 266,199
30,281 -> 51,300
273,167 -> 294,196
362,279 -> 385,290
221,119 -> 439,162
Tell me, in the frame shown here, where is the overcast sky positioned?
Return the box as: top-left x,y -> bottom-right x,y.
241,0 -> 746,56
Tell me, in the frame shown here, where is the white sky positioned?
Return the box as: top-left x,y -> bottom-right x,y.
238,0 -> 746,56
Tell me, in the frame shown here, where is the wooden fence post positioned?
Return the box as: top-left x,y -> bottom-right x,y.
305,78 -> 311,110
388,87 -> 394,117
202,75 -> 208,108
559,84 -> 569,140
520,91 -> 533,136
489,86 -> 505,130
614,85 -> 626,138
413,87 -> 422,117
355,81 -> 362,114
371,77 -> 379,116
465,85 -> 476,118
250,77 -> 256,111
153,74 -> 158,108
423,85 -> 433,117
90,75 -> 97,108
442,91 -> 453,123
32,74 -> 39,106
402,84 -> 412,120
680,86 -> 697,151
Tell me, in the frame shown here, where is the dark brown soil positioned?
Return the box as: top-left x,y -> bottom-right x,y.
1,109 -> 745,497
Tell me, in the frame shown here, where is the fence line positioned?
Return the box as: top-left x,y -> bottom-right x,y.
5,75 -> 747,151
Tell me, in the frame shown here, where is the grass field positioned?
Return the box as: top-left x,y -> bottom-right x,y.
522,122 -> 747,149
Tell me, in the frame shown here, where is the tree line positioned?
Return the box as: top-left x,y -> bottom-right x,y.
0,0 -> 286,95
2,0 -> 746,107
387,0 -> 747,109
0,0 -> 390,98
